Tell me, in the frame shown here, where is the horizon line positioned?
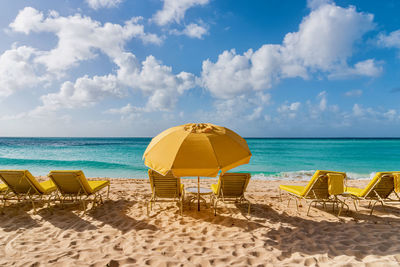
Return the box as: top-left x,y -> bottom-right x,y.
1,136 -> 400,139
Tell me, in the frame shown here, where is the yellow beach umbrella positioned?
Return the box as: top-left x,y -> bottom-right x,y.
143,123 -> 252,210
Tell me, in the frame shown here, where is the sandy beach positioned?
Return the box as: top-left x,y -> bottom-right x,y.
1,178 -> 400,266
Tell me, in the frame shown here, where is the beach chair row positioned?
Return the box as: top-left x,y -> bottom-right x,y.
279,170 -> 400,216
147,170 -> 251,216
0,170 -> 110,213
148,169 -> 400,217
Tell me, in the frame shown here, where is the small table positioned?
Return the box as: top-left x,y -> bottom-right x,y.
185,187 -> 212,209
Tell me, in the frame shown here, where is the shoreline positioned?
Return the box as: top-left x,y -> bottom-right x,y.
2,178 -> 400,266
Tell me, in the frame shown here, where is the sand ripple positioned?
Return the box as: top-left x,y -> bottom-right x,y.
1,179 -> 400,266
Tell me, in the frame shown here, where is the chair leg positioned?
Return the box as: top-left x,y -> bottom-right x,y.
81,200 -> 86,214
214,200 -> 218,216
353,199 -> 358,211
107,184 -> 110,200
337,199 -> 347,217
369,200 -> 381,215
307,201 -> 313,216
31,199 -> 36,214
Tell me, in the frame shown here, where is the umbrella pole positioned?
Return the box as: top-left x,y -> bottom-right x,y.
198,176 -> 200,211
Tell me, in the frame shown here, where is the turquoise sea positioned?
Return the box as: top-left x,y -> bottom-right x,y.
0,137 -> 399,180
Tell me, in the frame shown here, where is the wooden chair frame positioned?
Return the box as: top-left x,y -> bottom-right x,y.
50,173 -> 110,214
0,174 -> 55,214
279,174 -> 349,217
211,173 -> 251,216
147,170 -> 184,216
349,174 -> 400,215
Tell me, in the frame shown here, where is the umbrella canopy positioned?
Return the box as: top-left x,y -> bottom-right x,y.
143,123 -> 251,177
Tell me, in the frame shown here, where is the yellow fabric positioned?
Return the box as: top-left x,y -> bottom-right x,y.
0,170 -> 55,195
327,173 -> 344,195
87,180 -> 110,193
39,180 -> 57,193
279,185 -> 306,196
345,187 -> 364,197
143,123 -> 251,177
212,172 -> 251,198
0,183 -> 7,191
49,170 -> 109,195
394,173 -> 400,193
345,171 -> 400,197
148,169 -> 183,197
211,183 -> 218,194
280,170 -> 346,197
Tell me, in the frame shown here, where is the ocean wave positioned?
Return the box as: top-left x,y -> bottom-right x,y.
0,157 -> 144,171
251,170 -> 373,181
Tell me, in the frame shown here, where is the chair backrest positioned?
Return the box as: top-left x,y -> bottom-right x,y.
48,170 -> 93,195
0,170 -> 46,194
361,172 -> 399,198
215,173 -> 250,198
148,169 -> 181,198
303,170 -> 346,199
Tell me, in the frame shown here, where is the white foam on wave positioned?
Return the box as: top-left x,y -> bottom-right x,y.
252,170 -> 316,181
252,170 -> 375,181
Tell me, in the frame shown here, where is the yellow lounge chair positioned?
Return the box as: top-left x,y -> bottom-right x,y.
147,169 -> 185,216
210,173 -> 251,216
0,170 -> 56,213
279,170 -> 348,216
48,170 -> 110,212
346,171 -> 400,215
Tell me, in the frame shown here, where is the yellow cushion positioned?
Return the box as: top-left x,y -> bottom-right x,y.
39,180 -> 56,194
394,173 -> 400,193
346,187 -> 364,197
87,180 -> 110,193
279,185 -> 306,196
49,170 -> 97,194
327,173 -> 344,195
0,183 -> 7,191
211,184 -> 218,194
148,169 -> 182,197
0,170 -> 55,195
302,170 -> 346,196
350,172 -> 400,197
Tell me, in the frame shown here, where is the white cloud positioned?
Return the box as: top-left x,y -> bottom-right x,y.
6,7 -> 192,114
116,54 -> 196,110
0,45 -> 43,97
277,102 -> 301,118
31,74 -> 123,116
344,89 -> 363,97
10,7 -> 162,73
352,103 -> 364,117
383,109 -> 397,120
201,2 -> 377,99
307,0 -> 333,9
105,104 -> 138,115
329,59 -> 382,78
104,103 -> 142,120
318,91 -> 327,111
153,0 -> 210,26
86,0 -> 123,9
247,106 -> 263,121
378,30 -> 400,49
171,23 -> 208,39
34,53 -> 196,114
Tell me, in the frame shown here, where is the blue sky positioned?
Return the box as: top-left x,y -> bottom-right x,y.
0,0 -> 400,137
